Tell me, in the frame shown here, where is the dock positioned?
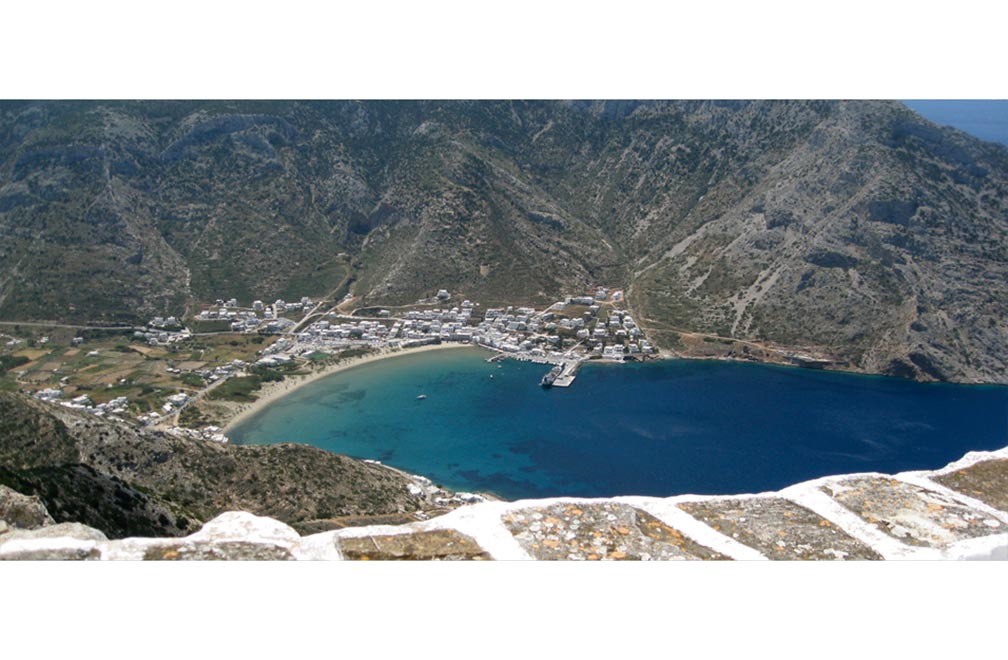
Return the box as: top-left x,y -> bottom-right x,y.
484,348 -> 584,388
550,361 -> 581,387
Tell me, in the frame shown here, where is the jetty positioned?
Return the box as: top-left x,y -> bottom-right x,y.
486,347 -> 584,388
550,361 -> 580,387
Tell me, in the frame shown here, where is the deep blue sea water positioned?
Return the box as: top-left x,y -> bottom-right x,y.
230,347 -> 1008,500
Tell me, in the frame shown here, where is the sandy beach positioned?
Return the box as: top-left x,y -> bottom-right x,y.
222,343 -> 481,433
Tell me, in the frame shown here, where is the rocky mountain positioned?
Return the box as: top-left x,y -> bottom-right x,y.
0,392 -> 444,538
1,101 -> 1005,382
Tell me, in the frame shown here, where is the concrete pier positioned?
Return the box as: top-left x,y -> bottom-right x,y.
551,361 -> 581,387
483,348 -> 584,387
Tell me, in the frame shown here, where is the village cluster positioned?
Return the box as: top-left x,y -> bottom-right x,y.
269,286 -> 655,367
140,286 -> 655,369
132,297 -> 317,346
194,296 -> 313,334
144,285 -> 658,387
34,382 -> 230,443
34,387 -> 131,416
23,285 -> 654,439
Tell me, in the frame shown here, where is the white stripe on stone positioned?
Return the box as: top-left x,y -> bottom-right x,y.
624,496 -> 768,560
780,476 -> 944,560
428,502 -> 533,560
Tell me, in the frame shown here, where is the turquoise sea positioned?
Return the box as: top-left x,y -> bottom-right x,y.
230,347 -> 1008,500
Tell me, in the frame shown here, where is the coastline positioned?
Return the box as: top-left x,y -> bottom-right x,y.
654,347 -> 1008,386
223,343 -> 482,434
221,340 -> 1007,437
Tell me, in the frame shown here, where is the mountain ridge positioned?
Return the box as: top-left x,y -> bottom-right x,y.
1,100 -> 1005,382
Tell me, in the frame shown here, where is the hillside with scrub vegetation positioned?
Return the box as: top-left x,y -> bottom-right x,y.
1,100 -> 1006,383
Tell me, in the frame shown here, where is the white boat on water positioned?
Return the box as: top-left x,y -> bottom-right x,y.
417,394 -> 427,400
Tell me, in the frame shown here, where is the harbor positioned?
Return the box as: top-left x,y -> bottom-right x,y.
229,348 -> 1008,503
488,350 -> 584,388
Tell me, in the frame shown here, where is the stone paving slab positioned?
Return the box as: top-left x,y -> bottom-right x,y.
678,497 -> 883,560
821,477 -> 1005,549
338,529 -> 490,560
932,458 -> 1008,513
502,502 -> 726,560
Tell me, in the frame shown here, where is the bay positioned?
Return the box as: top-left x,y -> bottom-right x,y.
230,347 -> 1008,500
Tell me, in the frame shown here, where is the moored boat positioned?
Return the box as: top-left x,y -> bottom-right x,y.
540,364 -> 563,388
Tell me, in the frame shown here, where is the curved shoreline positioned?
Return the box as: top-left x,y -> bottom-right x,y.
223,343 -> 483,434
222,343 -> 1006,437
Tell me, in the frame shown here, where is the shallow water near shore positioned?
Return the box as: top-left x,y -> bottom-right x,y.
230,347 -> 1008,500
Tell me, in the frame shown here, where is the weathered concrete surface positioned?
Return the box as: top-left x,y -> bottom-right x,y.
0,544 -> 102,560
821,477 -> 1005,550
143,541 -> 294,561
136,511 -> 301,560
677,497 -> 883,560
188,511 -> 301,547
503,502 -> 725,560
293,512 -> 437,535
932,458 -> 1008,513
0,522 -> 106,560
338,529 -> 490,560
102,511 -> 304,560
0,484 -> 54,531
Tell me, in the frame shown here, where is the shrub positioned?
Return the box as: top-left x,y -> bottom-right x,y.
0,355 -> 30,372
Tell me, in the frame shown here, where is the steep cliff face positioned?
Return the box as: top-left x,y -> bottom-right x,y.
1,101 -> 1006,382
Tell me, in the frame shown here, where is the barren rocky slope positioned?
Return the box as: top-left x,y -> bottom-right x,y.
0,392 -> 445,538
1,101 -> 1005,382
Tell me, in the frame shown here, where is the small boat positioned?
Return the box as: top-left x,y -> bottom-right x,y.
416,394 -> 427,400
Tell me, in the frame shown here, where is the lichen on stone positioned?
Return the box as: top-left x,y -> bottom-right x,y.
678,497 -> 882,560
503,502 -> 726,560
932,458 -> 1008,513
338,529 -> 490,560
821,477 -> 1005,549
